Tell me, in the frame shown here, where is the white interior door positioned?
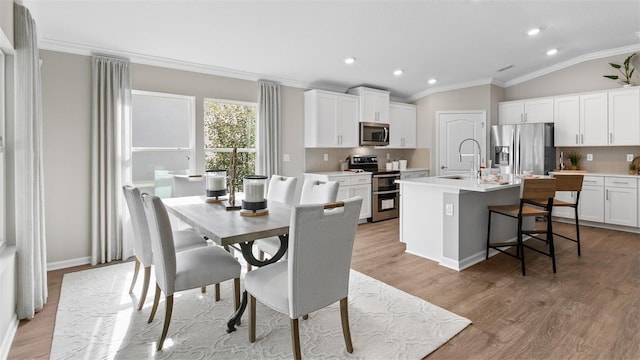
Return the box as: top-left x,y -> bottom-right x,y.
437,111 -> 486,176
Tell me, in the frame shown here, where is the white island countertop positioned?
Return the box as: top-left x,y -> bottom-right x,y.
396,175 -> 524,193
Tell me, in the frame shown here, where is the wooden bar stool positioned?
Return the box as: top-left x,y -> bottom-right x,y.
486,178 -> 557,276
530,174 -> 584,256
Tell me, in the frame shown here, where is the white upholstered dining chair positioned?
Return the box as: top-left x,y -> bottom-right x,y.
142,194 -> 242,351
257,179 -> 339,258
123,185 -> 208,310
171,174 -> 205,197
245,196 -> 363,360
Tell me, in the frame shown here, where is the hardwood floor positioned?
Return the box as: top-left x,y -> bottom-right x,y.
9,220 -> 640,359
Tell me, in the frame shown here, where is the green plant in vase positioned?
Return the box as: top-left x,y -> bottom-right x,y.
567,152 -> 582,170
629,162 -> 637,175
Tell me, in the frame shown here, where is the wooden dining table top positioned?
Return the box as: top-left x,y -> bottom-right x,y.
162,196 -> 292,247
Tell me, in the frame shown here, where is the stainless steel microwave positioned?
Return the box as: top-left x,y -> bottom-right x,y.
360,122 -> 389,146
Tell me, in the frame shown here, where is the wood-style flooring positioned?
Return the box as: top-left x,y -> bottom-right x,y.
8,220 -> 640,359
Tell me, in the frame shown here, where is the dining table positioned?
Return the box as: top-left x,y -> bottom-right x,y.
162,195 -> 292,333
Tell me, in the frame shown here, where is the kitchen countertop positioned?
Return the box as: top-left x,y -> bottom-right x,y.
550,171 -> 640,178
396,174 -> 524,193
400,168 -> 429,172
303,171 -> 372,176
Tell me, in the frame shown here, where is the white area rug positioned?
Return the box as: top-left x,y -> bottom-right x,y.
51,262 -> 471,359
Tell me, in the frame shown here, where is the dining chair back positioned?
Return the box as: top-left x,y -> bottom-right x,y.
172,175 -> 206,197
267,175 -> 297,206
257,179 -> 339,259
486,177 -> 557,276
142,194 -> 242,350
122,185 -> 207,310
245,197 -> 363,359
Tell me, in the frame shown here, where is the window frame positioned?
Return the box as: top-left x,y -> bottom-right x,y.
203,97 -> 258,164
129,90 -> 196,189
0,49 -> 5,249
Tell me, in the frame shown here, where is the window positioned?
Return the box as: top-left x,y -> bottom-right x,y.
130,90 -> 195,197
204,99 -> 257,192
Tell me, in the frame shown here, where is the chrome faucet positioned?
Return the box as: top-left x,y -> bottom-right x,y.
458,138 -> 482,179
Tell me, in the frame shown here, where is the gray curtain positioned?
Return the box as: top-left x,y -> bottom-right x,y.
14,4 -> 48,319
256,81 -> 281,177
91,56 -> 131,265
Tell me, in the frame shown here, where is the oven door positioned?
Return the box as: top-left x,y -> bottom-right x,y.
373,174 -> 399,192
372,190 -> 399,222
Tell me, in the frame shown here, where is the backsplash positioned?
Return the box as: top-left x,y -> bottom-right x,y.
305,148 -> 430,172
556,146 -> 640,174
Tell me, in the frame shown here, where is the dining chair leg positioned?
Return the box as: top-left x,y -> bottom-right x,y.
157,295 -> 174,351
574,206 -> 581,256
340,297 -> 354,353
249,294 -> 256,343
137,266 -> 151,310
214,284 -> 220,300
234,278 -> 241,326
148,284 -> 162,323
129,259 -> 140,294
202,286 -> 208,294
548,216 -> 557,273
290,318 -> 302,360
302,314 -> 309,320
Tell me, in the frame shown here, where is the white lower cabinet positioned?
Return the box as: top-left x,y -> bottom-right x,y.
552,191 -> 578,219
579,184 -> 605,223
604,177 -> 638,227
304,172 -> 372,220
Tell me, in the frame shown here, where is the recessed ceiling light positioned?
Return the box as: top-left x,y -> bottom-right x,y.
527,28 -> 541,36
393,69 -> 403,76
344,57 -> 356,65
428,78 -> 437,85
547,48 -> 558,56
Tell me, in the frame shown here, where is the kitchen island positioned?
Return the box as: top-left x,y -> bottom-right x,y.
397,175 -> 531,271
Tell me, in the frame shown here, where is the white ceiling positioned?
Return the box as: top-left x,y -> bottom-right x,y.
21,0 -> 640,101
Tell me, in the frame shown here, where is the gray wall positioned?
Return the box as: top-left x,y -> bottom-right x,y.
40,50 -> 307,265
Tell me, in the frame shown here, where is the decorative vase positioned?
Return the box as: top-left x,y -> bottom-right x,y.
570,165 -> 577,170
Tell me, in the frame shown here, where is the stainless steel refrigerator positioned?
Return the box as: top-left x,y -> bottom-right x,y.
490,123 -> 556,175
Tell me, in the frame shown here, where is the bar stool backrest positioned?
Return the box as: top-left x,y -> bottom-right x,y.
553,174 -> 584,192
521,178 -> 556,201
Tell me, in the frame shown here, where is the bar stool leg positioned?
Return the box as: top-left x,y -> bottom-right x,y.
518,215 -> 525,276
574,206 -> 581,256
486,211 -> 492,260
548,214 -> 557,273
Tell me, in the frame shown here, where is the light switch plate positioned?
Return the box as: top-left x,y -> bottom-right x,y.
283,154 -> 290,162
627,154 -> 634,162
586,154 -> 593,161
445,203 -> 454,216
323,153 -> 329,161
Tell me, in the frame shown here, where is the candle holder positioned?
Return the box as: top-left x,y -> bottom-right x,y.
205,169 -> 227,203
240,175 -> 268,217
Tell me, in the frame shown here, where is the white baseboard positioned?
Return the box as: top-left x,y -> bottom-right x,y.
47,256 -> 91,271
0,314 -> 18,360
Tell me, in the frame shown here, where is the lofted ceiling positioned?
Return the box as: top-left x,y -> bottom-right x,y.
21,0 -> 640,101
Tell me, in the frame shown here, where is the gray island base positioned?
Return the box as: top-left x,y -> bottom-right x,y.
397,175 -> 534,271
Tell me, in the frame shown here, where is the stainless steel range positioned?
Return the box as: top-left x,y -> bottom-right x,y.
348,155 -> 400,222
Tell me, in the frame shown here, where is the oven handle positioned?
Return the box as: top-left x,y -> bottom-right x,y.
373,190 -> 400,195
373,174 -> 401,178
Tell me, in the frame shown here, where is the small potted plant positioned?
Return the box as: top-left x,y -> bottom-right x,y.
567,152 -> 582,170
629,162 -> 637,175
603,53 -> 636,87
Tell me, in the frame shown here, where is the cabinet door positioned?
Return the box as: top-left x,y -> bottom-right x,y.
315,92 -> 340,147
350,184 -> 372,219
608,88 -> 640,145
338,95 -> 359,147
579,186 -> 604,222
388,104 -> 403,147
554,96 -> 580,146
524,98 -> 553,123
580,92 -> 608,146
498,101 -> 524,124
605,187 -> 638,226
336,185 -> 350,202
401,105 -> 417,148
374,92 -> 390,123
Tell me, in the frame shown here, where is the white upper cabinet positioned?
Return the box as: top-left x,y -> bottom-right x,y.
348,87 -> 390,123
388,102 -> 417,148
304,90 -> 359,148
608,88 -> 640,146
554,95 -> 580,146
499,97 -> 553,124
580,92 -> 608,146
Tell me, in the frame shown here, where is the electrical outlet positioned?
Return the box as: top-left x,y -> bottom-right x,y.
586,154 -> 593,161
283,154 -> 290,162
627,154 -> 634,162
445,203 -> 454,216
323,153 -> 329,161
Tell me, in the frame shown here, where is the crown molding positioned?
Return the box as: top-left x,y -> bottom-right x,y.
406,78 -> 505,103
504,44 -> 640,87
37,38 -> 349,93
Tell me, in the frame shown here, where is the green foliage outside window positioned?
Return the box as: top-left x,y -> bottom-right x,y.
204,101 -> 256,192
